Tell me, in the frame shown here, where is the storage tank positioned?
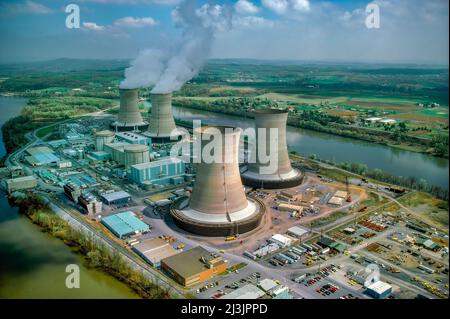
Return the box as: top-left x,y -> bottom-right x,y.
242,108 -> 302,189
94,130 -> 115,151
171,126 -> 264,236
111,88 -> 148,132
124,144 -> 150,168
146,93 -> 182,143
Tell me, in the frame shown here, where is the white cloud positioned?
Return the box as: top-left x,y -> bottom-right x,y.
292,0 -> 310,12
234,0 -> 260,14
1,0 -> 53,15
262,0 -> 310,14
233,16 -> 275,28
114,17 -> 158,27
82,22 -> 105,31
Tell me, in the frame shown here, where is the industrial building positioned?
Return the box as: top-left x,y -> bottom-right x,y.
219,284 -> 266,299
129,157 -> 186,185
103,142 -> 150,168
171,126 -> 264,237
269,234 -> 295,247
25,146 -> 59,166
94,130 -> 115,151
78,191 -> 102,216
365,281 -> 392,299
287,226 -> 309,238
100,190 -> 131,205
111,88 -> 148,131
241,109 -> 302,189
64,182 -> 82,202
259,279 -> 292,299
5,176 -> 37,193
160,246 -> 227,287
131,237 -> 180,268
116,131 -> 149,145
101,211 -> 149,239
146,93 -> 181,143
278,203 -> 304,214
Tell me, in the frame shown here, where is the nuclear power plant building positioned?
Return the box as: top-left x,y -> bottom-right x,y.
171,126 -> 264,236
242,109 -> 302,189
111,88 -> 148,132
145,93 -> 183,143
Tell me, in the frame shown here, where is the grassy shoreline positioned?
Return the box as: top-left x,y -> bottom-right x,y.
7,194 -> 174,299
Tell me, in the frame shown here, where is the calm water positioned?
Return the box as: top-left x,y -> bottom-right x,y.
0,96 -> 139,299
173,106 -> 449,189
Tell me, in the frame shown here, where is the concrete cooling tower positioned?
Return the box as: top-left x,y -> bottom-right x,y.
171,126 -> 264,237
111,89 -> 148,132
146,93 -> 182,143
241,109 -> 302,189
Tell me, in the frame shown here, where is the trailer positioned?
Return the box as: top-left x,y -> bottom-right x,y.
244,251 -> 257,260
291,247 -> 305,255
279,253 -> 295,264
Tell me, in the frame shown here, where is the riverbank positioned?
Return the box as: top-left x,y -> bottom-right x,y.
172,102 -> 448,159
7,193 -> 173,299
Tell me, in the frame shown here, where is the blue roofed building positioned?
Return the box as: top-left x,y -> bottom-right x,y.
101,211 -> 150,239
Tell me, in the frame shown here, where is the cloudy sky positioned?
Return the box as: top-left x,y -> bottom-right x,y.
0,0 -> 448,64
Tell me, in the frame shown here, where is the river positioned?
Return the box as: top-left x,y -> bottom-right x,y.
0,96 -> 139,299
172,106 -> 449,190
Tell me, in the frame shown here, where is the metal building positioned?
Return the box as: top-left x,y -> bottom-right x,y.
171,126 -> 264,236
242,109 -> 302,188
111,88 -> 148,132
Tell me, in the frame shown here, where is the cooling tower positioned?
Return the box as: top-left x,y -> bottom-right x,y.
146,93 -> 182,143
171,126 -> 264,237
94,130 -> 115,151
124,144 -> 150,168
241,109 -> 302,189
111,89 -> 148,132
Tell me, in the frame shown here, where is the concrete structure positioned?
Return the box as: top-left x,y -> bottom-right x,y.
146,93 -> 181,143
101,211 -> 149,239
130,157 -> 185,185
220,284 -> 265,299
94,130 -> 115,151
124,144 -> 150,168
328,196 -> 344,206
103,142 -> 149,168
111,88 -> 148,132
172,126 -> 264,237
161,246 -> 227,287
242,109 -> 302,188
63,182 -> 82,202
131,238 -> 180,268
100,190 -> 131,205
5,176 -> 37,193
366,281 -> 392,299
78,191 -> 102,216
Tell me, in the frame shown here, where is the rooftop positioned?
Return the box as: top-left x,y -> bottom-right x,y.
101,211 -> 149,238
161,246 -> 224,278
132,238 -> 179,265
220,284 -> 265,299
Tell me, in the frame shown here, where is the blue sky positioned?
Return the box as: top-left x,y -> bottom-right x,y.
0,0 -> 448,64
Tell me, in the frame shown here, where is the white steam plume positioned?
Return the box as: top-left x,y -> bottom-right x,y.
120,0 -> 232,93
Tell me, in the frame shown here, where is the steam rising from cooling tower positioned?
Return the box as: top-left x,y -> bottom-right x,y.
120,0 -> 232,93
171,126 -> 264,237
111,88 -> 148,131
242,109 -> 303,189
146,93 -> 179,142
